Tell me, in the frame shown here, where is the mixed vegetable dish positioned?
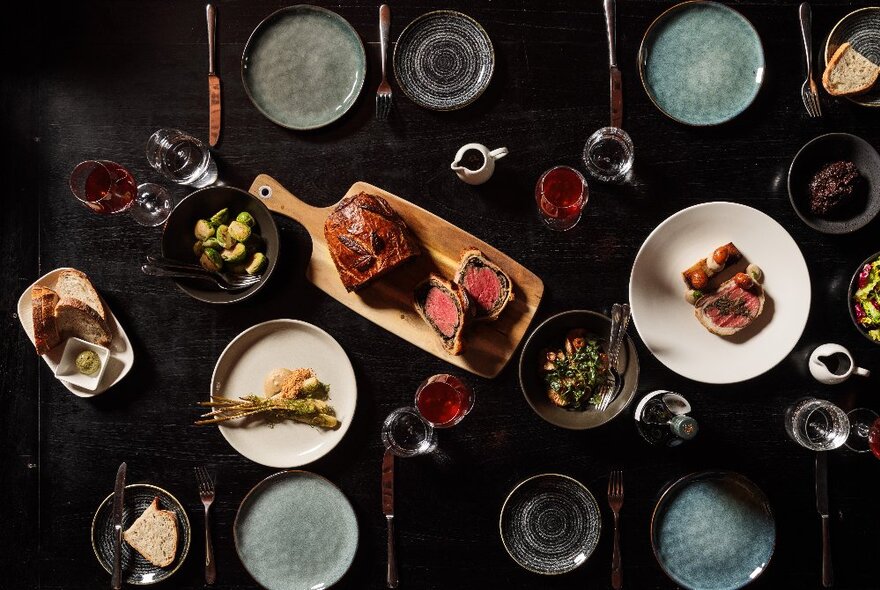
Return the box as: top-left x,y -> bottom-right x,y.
854,256 -> 880,342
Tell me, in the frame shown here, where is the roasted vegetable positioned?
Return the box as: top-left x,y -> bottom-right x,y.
539,330 -> 608,410
195,219 -> 215,240
229,220 -> 251,242
245,252 -> 267,274
236,211 -> 256,227
221,243 -> 247,263
193,240 -> 205,257
216,224 -> 235,249
195,392 -> 338,429
210,208 -> 229,226
200,248 -> 223,272
202,237 -> 222,250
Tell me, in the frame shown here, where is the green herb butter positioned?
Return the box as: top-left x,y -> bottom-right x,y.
75,350 -> 101,376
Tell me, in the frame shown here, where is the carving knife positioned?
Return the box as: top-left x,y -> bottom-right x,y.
382,449 -> 398,588
207,4 -> 221,147
111,462 -> 127,590
816,452 -> 833,588
604,0 -> 622,129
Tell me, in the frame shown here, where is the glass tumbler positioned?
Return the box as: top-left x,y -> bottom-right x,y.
381,407 -> 437,458
784,397 -> 850,451
583,126 -> 634,183
146,128 -> 218,187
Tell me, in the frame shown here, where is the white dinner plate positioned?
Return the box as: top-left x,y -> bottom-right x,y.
629,202 -> 811,384
17,267 -> 134,397
211,319 -> 357,468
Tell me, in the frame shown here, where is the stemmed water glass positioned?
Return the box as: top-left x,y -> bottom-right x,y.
844,408 -> 880,454
69,160 -> 173,227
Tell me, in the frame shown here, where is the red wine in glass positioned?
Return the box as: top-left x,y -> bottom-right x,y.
70,160 -> 136,215
415,374 -> 474,428
870,417 -> 880,460
535,166 -> 588,231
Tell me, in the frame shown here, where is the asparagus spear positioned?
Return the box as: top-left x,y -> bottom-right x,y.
195,395 -> 339,429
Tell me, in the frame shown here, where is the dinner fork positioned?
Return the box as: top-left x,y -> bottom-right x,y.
597,303 -> 630,412
142,257 -> 261,291
608,470 -> 624,590
799,2 -> 822,117
376,4 -> 392,120
195,467 -> 217,585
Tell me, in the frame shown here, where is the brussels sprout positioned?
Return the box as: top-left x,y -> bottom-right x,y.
200,248 -> 223,272
202,237 -> 222,250
194,219 -> 215,240
229,220 -> 251,242
210,208 -> 229,226
245,252 -> 268,274
193,240 -> 205,257
216,224 -> 235,249
236,211 -> 256,227
221,242 -> 247,263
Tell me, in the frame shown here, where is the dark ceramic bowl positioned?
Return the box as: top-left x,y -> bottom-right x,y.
788,133 -> 880,234
848,250 -> 880,345
161,186 -> 279,304
517,310 -> 639,430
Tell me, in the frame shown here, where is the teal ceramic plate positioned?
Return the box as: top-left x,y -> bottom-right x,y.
242,6 -> 366,130
825,7 -> 880,108
235,471 -> 359,590
639,1 -> 765,126
651,471 -> 775,590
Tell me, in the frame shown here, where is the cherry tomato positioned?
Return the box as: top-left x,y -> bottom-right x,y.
712,246 -> 729,265
689,269 -> 708,289
734,272 -> 754,289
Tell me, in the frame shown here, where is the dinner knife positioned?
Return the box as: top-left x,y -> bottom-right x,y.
382,449 -> 398,588
604,0 -> 623,129
206,4 -> 221,147
816,452 -> 833,588
111,462 -> 127,590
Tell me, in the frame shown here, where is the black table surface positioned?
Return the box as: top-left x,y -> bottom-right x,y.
2,1 -> 879,588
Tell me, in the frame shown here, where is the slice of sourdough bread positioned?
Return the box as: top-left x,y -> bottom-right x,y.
53,270 -> 112,346
823,42 -> 880,96
54,269 -> 109,322
123,497 -> 178,568
32,286 -> 61,354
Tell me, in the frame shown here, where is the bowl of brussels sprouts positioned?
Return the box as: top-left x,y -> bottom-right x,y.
162,186 -> 279,304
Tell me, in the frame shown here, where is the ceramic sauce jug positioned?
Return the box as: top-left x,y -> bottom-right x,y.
451,143 -> 508,185
808,343 -> 871,385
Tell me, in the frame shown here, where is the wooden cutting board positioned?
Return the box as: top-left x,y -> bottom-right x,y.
248,174 -> 544,378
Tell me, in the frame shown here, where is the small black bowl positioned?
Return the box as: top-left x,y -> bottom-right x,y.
517,310 -> 639,430
161,186 -> 279,304
788,133 -> 880,234
848,250 -> 880,345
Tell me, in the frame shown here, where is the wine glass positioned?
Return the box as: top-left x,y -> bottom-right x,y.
784,397 -> 850,451
870,417 -> 880,460
69,160 -> 173,226
844,408 -> 880,453
414,374 -> 474,428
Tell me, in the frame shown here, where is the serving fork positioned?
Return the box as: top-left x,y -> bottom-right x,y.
597,303 -> 631,412
376,4 -> 393,120
608,470 -> 624,590
142,256 -> 261,291
195,466 -> 217,585
799,2 -> 822,118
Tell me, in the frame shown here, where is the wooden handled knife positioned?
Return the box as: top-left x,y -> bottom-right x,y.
207,4 -> 221,147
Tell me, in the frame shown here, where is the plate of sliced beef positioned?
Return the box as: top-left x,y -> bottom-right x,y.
629,202 -> 811,384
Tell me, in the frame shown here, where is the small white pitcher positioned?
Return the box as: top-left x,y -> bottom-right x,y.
451,143 -> 508,185
808,343 -> 871,385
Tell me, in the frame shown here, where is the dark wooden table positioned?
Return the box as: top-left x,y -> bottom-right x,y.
2,1 -> 879,588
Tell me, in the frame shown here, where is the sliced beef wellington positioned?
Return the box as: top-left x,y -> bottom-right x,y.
455,248 -> 514,321
324,192 -> 421,292
413,274 -> 469,355
694,277 -> 765,336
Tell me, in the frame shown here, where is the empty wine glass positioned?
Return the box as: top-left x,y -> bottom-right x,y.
784,397 -> 850,451
844,408 -> 880,453
381,407 -> 437,458
69,160 -> 173,226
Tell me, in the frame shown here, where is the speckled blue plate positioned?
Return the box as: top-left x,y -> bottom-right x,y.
234,471 -> 359,590
242,5 -> 366,130
499,473 -> 601,575
394,10 -> 494,111
651,471 -> 775,590
639,1 -> 765,126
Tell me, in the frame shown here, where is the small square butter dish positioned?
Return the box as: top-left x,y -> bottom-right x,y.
54,337 -> 110,391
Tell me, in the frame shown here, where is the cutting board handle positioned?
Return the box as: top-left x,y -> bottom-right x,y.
248,174 -> 326,238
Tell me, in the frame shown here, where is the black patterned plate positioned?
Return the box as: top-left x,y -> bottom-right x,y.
91,484 -> 191,585
499,474 -> 601,575
825,7 -> 880,107
393,10 -> 494,111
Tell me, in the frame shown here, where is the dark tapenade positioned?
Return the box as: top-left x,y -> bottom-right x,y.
808,160 -> 863,216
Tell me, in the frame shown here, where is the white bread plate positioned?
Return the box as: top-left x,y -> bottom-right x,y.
17,267 -> 134,397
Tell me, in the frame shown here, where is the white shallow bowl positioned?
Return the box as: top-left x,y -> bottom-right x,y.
629,202 -> 811,384
211,319 -> 357,468
54,338 -> 110,391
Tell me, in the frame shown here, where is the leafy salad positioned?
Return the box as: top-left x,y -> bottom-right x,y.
854,257 -> 880,342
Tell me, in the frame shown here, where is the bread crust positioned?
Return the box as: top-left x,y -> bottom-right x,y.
32,286 -> 61,354
822,42 -> 880,96
324,192 -> 420,292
